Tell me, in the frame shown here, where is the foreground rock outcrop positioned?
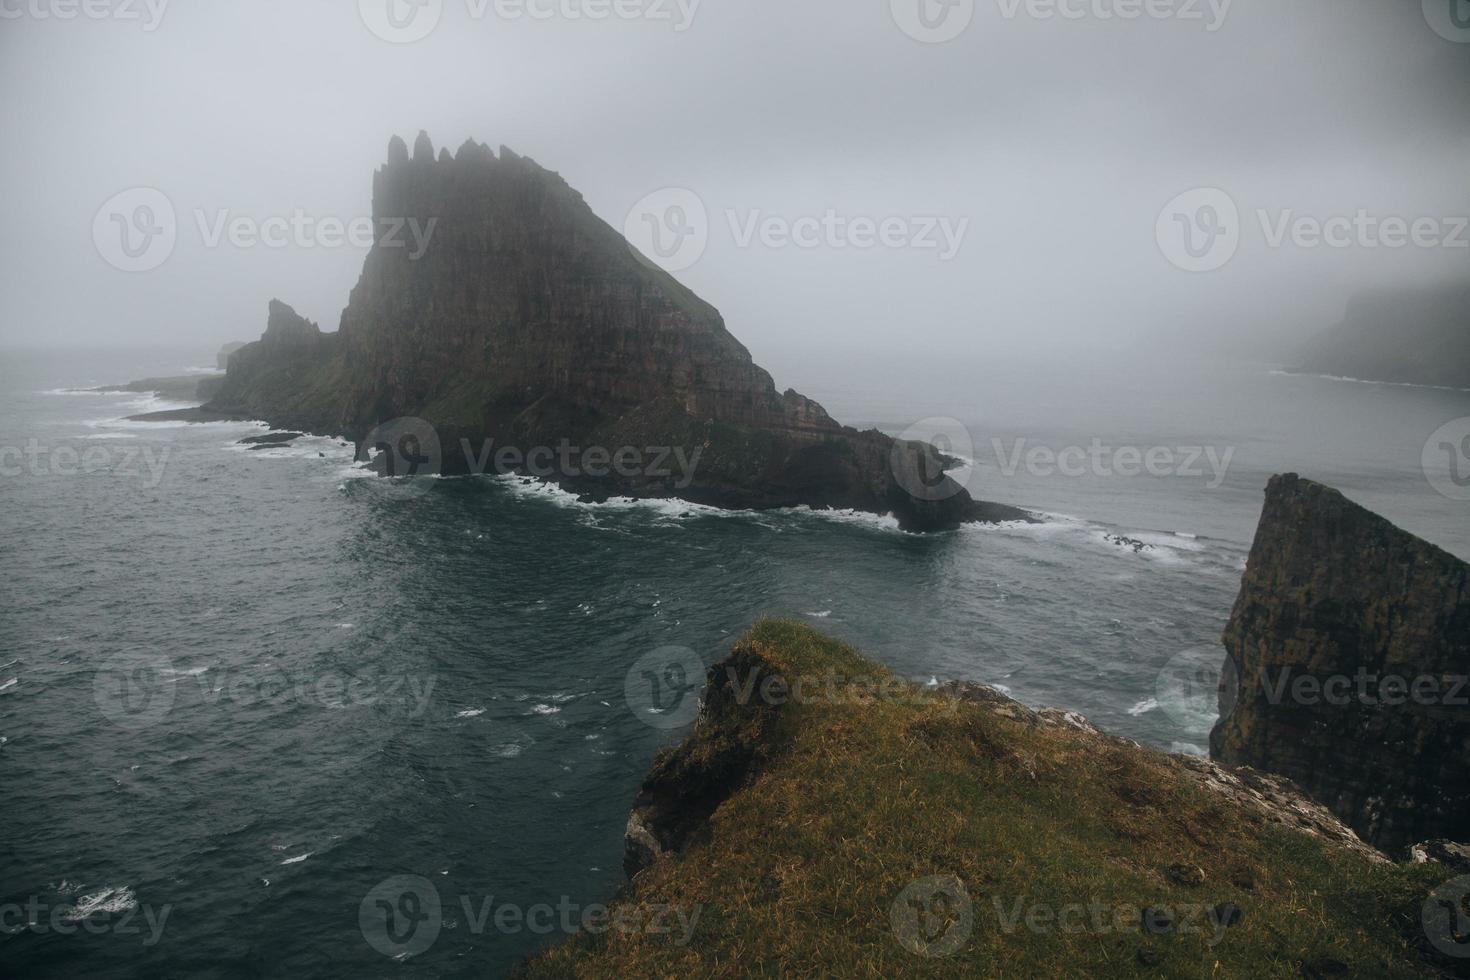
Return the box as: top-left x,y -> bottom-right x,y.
521,621 -> 1461,977
1211,474 -> 1470,853
177,133 -> 1027,531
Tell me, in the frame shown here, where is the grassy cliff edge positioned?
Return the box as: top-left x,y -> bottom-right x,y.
521,621 -> 1462,978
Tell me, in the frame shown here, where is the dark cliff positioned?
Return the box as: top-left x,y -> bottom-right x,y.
1210,474 -> 1470,853
203,132 -> 1026,531
1289,282 -> 1470,389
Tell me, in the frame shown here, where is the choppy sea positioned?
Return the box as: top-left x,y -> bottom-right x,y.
2,347 -> 1467,977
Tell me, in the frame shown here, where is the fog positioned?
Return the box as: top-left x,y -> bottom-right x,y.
1,0 -> 1466,370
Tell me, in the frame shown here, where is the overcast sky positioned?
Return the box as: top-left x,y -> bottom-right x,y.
0,0 -> 1466,367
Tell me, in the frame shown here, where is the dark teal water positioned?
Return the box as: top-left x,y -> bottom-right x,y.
2,348 -> 1467,977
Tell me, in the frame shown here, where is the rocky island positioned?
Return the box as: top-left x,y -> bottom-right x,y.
133,132 -> 1029,532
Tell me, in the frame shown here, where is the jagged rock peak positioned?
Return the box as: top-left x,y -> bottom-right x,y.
455,138 -> 496,163
262,300 -> 323,348
387,134 -> 408,166
413,130 -> 434,163
437,147 -> 452,164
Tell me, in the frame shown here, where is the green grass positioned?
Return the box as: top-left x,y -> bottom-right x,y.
520,620 -> 1461,978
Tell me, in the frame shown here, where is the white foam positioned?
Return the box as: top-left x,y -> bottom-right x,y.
280,852 -> 312,865
62,886 -> 137,922
1128,697 -> 1159,717
78,432 -> 139,440
161,666 -> 208,677
493,743 -> 524,758
805,610 -> 832,618
0,678 -> 16,692
1270,369 -> 1470,393
1170,742 -> 1209,758
529,703 -> 560,715
0,658 -> 18,670
455,708 -> 486,719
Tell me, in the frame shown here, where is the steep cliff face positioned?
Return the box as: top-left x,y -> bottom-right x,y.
202,133 -> 1024,531
1210,474 -> 1470,852
1290,282 -> 1470,389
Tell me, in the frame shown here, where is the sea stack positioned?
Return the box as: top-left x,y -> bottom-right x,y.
1210,474 -> 1470,852
198,133 -> 1029,531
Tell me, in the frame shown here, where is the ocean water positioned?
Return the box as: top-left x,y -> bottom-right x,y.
2,348 -> 1467,977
